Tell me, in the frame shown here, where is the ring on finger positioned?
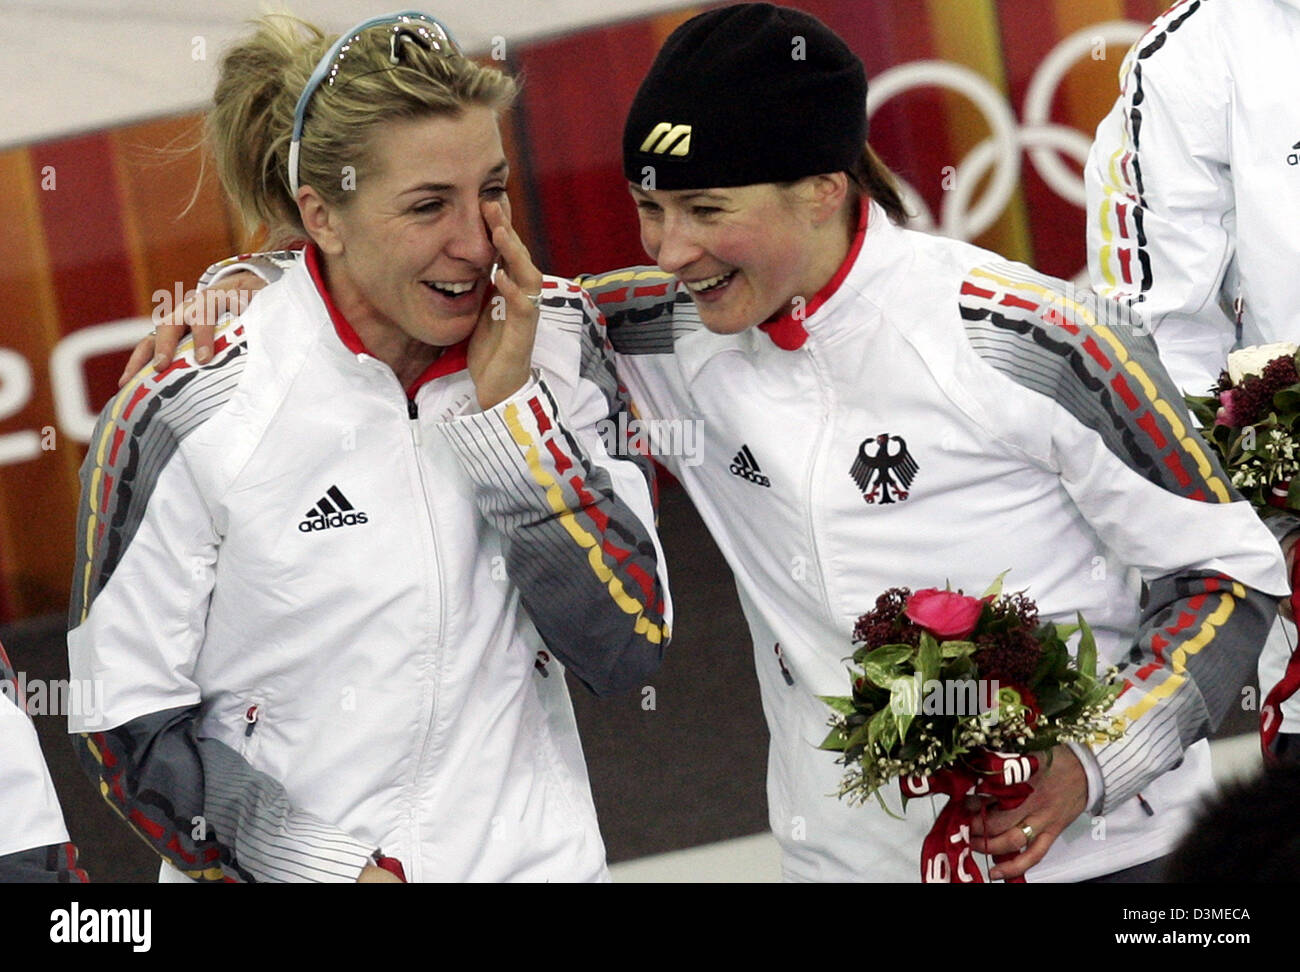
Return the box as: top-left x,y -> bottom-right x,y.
1019,823 -> 1035,847
524,292 -> 542,308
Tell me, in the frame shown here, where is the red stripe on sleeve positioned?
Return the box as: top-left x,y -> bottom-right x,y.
527,397 -> 551,433
1110,373 -> 1140,411
1082,335 -> 1113,370
999,293 -> 1039,312
122,384 -> 149,421
545,438 -> 572,474
108,426 -> 125,466
1136,411 -> 1168,449
1163,451 -> 1193,487
595,287 -> 629,305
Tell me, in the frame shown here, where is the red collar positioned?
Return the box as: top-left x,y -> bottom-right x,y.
304,244 -> 470,398
757,201 -> 868,351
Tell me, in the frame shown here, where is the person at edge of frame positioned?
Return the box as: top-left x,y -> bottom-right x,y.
1086,0 -> 1300,766
0,638 -> 88,883
69,10 -> 670,884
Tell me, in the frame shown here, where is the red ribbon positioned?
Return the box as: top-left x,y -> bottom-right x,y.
1261,555 -> 1300,762
900,750 -> 1040,883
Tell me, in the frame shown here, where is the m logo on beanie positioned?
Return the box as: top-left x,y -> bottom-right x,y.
640,122 -> 693,158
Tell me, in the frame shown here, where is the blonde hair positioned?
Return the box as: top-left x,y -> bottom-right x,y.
208,13 -> 517,246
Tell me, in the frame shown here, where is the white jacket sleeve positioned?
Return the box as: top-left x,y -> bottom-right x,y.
1085,19 -> 1236,396
960,261 -> 1286,812
438,285 -> 672,695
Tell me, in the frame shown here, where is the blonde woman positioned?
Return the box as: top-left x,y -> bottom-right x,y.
69,11 -> 670,883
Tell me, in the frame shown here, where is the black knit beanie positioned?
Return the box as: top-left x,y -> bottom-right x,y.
622,3 -> 868,190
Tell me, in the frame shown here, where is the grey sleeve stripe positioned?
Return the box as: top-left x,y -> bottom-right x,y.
197,737 -> 372,882
1094,571 -> 1276,812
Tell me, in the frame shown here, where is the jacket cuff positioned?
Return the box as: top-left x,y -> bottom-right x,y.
1063,740 -> 1103,817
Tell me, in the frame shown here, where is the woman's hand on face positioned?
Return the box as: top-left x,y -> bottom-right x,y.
467,200 -> 542,411
117,272 -> 266,387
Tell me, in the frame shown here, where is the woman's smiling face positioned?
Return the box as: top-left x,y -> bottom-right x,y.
628,179 -> 849,334
305,105 -> 511,350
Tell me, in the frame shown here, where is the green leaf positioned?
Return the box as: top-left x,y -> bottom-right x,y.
1053,622 -> 1080,642
891,674 -> 921,743
860,644 -> 915,688
939,640 -> 979,659
981,569 -> 1011,599
819,695 -> 857,716
919,632 -> 941,687
1075,612 -> 1097,679
819,725 -> 848,751
867,705 -> 899,753
1272,384 -> 1300,414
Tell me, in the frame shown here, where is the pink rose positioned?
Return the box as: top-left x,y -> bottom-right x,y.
904,589 -> 984,640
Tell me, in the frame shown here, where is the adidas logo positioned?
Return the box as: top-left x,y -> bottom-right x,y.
298,485 -> 369,533
728,445 -> 771,488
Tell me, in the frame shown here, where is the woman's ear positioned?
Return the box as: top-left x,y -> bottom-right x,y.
297,186 -> 344,256
807,172 -> 850,225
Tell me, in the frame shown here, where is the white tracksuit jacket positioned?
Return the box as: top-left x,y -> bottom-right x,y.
1086,0 -> 1300,746
66,247 -> 671,882
581,200 -> 1286,882
0,643 -> 84,882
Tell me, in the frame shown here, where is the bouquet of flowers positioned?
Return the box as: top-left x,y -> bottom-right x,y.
1185,342 -> 1300,515
819,575 -> 1124,883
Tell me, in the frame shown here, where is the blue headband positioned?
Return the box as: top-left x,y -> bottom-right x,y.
287,10 -> 459,194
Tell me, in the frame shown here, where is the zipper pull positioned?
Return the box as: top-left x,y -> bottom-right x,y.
774,643 -> 795,686
244,704 -> 259,737
408,398 -> 421,445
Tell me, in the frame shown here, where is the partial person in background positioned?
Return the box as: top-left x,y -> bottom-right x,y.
0,640 -> 87,882
136,3 -> 1286,882
71,11 -> 669,883
1085,0 -> 1300,762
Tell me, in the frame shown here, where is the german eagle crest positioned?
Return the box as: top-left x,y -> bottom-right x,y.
850,434 -> 918,504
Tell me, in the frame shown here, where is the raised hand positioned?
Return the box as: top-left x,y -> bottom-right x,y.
467,200 -> 543,411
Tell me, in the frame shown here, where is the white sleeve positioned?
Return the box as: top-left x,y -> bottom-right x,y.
438,290 -> 672,696
1085,28 -> 1236,396
960,261 -> 1286,812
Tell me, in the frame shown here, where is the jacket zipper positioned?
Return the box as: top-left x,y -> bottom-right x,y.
803,349 -> 839,627
402,392 -> 446,881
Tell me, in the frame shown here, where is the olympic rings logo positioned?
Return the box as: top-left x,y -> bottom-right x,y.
867,21 -> 1148,257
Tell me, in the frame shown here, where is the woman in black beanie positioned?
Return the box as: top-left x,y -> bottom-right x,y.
138,3 -> 1285,883
599,2 -> 1282,883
